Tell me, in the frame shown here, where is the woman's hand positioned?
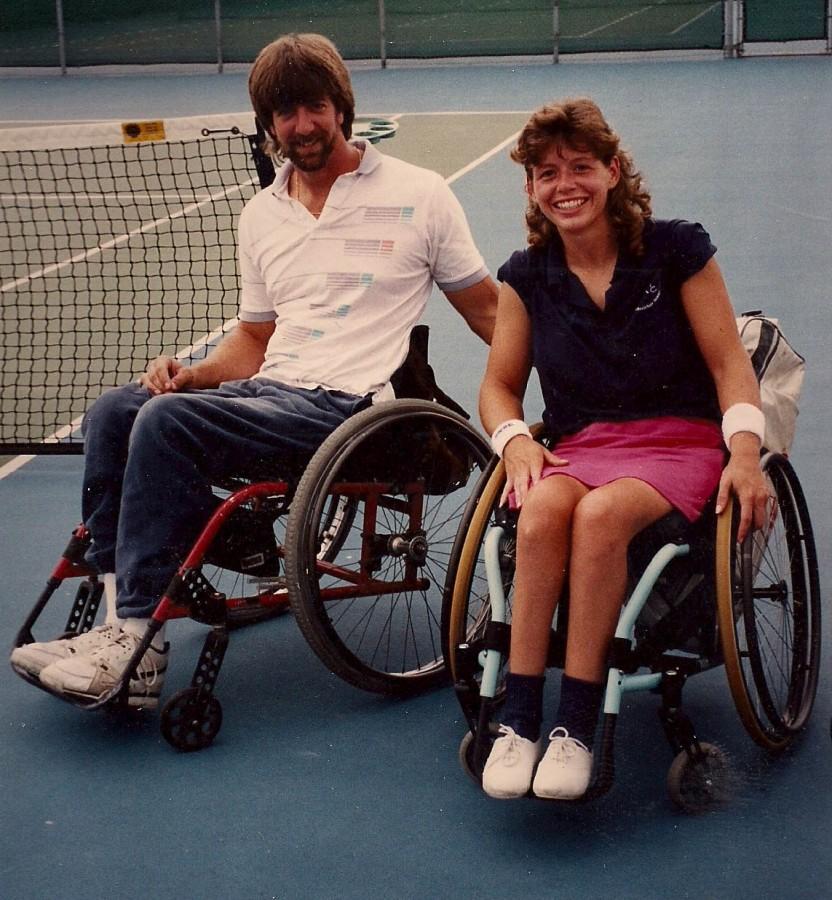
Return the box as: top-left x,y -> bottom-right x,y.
500,435 -> 568,507
715,435 -> 770,543
139,356 -> 196,395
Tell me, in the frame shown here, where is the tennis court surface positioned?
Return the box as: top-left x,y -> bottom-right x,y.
1,53 -> 831,899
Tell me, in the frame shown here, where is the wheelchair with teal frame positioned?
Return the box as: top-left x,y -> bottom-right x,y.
12,327 -> 492,750
442,427 -> 821,812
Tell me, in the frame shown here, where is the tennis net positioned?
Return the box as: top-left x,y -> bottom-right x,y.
0,113 -> 272,455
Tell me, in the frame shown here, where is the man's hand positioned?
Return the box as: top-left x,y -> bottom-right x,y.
139,356 -> 196,395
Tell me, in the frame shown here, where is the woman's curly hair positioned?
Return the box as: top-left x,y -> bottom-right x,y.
511,98 -> 652,256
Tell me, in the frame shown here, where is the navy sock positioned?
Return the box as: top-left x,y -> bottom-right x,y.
501,672 -> 545,742
553,673 -> 604,750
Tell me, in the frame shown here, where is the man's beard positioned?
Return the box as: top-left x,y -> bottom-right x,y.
283,130 -> 338,172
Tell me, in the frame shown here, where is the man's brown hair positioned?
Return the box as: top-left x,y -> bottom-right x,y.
248,33 -> 355,156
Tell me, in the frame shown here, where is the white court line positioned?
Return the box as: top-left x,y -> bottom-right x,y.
577,5 -> 654,38
1,123 -> 516,480
670,2 -> 721,35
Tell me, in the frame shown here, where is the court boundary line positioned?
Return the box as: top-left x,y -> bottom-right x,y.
0,119 -> 520,481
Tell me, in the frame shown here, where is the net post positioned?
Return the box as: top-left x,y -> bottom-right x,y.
55,0 -> 67,74
215,0 -> 224,74
552,0 -> 560,64
378,0 -> 387,69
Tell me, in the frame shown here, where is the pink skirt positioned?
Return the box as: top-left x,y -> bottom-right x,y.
515,417 -> 724,522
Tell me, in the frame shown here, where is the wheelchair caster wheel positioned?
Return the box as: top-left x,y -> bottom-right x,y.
160,688 -> 223,752
458,732 -> 482,785
667,742 -> 733,814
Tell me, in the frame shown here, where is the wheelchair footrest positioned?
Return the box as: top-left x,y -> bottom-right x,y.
190,627 -> 229,696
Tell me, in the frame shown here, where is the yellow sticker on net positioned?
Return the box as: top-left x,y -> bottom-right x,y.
121,121 -> 167,144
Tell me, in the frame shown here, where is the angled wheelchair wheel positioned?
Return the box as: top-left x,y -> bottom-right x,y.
441,456 -> 511,698
284,400 -> 491,695
716,453 -> 821,750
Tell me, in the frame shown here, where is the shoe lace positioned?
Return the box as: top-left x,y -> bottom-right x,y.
491,725 -> 527,767
89,632 -> 163,686
546,726 -> 586,763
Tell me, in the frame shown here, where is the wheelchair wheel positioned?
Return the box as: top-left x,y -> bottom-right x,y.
441,456 -> 510,695
667,742 -> 733,814
284,400 -> 491,695
160,687 -> 223,752
200,492 -> 292,628
716,453 -> 821,750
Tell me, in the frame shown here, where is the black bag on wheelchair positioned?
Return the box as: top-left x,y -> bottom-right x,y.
342,325 -> 479,494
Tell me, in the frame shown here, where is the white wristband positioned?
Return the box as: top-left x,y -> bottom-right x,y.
722,402 -> 765,449
490,419 -> 532,458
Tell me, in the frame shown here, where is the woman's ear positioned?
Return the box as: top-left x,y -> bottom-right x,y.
608,155 -> 621,188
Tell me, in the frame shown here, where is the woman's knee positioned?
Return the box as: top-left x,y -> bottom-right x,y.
571,487 -> 650,555
516,478 -> 582,545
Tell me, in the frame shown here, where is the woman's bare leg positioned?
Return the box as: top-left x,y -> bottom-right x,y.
564,478 -> 673,683
509,475 -> 588,675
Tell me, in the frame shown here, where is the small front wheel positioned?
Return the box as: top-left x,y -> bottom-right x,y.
667,742 -> 734,813
160,688 -> 223,752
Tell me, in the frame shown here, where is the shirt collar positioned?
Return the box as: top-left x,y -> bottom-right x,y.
270,139 -> 380,198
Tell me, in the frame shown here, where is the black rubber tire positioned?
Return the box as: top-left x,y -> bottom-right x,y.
160,687 -> 223,752
716,453 -> 821,749
284,400 -> 491,695
667,742 -> 733,813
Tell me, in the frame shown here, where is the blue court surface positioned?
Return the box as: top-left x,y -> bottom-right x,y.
1,55 -> 831,899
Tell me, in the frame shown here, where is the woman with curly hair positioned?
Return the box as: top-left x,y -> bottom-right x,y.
480,98 -> 768,800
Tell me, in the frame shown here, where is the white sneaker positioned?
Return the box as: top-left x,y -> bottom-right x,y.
482,725 -> 542,799
10,624 -> 121,680
532,727 -> 593,800
40,630 -> 168,709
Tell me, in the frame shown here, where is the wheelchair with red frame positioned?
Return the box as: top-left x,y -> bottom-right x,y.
12,326 -> 492,751
441,425 -> 821,812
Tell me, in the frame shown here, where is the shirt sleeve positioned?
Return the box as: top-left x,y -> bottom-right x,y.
237,201 -> 277,323
496,249 -> 533,310
664,219 -> 717,283
426,177 -> 489,291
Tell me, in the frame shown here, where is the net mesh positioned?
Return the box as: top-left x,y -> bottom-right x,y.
0,114 -> 269,454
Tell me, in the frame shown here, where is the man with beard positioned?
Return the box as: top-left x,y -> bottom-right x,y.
12,33 -> 497,707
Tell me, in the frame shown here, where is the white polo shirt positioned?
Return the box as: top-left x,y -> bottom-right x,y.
237,140 -> 488,397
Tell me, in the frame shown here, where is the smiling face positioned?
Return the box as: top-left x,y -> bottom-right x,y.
527,142 -> 621,242
271,97 -> 345,172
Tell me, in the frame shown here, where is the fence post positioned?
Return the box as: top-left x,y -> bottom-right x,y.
827,0 -> 831,54
553,0 -> 560,64
55,0 -> 67,74
379,0 -> 387,68
723,0 -> 741,58
215,0 -> 224,73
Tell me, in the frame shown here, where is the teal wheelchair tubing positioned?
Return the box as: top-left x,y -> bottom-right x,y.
603,542 -> 691,715
477,524 -> 690,710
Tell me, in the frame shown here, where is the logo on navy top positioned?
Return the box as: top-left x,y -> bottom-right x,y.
635,280 -> 661,312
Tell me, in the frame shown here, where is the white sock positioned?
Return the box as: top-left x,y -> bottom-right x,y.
102,573 -> 119,627
121,617 -> 167,649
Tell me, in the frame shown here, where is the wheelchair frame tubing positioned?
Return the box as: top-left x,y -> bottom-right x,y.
603,542 -> 691,716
